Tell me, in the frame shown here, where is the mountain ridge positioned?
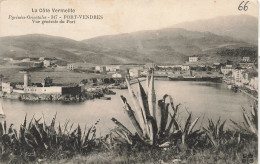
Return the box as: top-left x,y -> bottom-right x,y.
0,15 -> 257,64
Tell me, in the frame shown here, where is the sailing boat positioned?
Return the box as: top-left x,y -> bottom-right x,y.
0,103 -> 6,118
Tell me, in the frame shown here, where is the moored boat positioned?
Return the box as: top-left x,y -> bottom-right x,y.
100,97 -> 111,100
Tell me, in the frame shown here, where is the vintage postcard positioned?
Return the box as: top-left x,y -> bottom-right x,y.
0,0 -> 258,163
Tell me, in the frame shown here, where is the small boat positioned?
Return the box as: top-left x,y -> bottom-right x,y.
100,97 -> 111,100
106,91 -> 116,95
0,103 -> 6,118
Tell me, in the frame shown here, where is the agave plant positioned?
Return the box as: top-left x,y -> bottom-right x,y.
203,118 -> 229,148
111,70 -> 200,147
231,102 -> 258,137
0,114 -> 99,163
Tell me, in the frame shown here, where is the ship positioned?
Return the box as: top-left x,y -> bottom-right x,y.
100,97 -> 111,100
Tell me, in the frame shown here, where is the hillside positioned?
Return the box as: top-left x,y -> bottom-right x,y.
173,15 -> 258,44
0,15 -> 257,65
82,28 -> 254,64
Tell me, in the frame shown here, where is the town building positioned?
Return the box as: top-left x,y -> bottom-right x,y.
249,77 -> 258,91
189,56 -> 198,62
239,62 -> 254,69
67,64 -> 74,71
22,58 -> 31,62
1,72 -> 82,95
129,69 -> 141,78
242,56 -> 250,62
33,62 -> 43,68
2,82 -> 14,93
145,63 -> 156,69
181,65 -> 190,71
232,68 -> 244,86
221,66 -> 233,75
39,57 -> 45,61
43,60 -> 51,67
95,66 -> 106,72
3,58 -> 13,61
24,72 -> 31,87
112,72 -> 122,78
106,65 -> 120,72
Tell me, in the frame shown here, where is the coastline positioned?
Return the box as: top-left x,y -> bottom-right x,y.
239,88 -> 258,101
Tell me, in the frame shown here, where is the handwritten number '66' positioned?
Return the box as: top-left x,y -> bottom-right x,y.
238,1 -> 249,11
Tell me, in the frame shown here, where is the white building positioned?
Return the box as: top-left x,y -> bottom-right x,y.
242,57 -> 250,62
24,72 -> 31,87
3,58 -> 13,62
129,69 -> 141,78
249,77 -> 258,91
43,60 -> 51,67
24,86 -> 62,94
67,64 -> 74,71
189,56 -> 198,62
2,82 -> 13,93
221,66 -> 233,75
39,57 -> 45,61
181,65 -> 190,71
95,66 -> 106,72
232,69 -> 244,86
106,65 -> 120,72
22,58 -> 31,62
112,72 -> 122,78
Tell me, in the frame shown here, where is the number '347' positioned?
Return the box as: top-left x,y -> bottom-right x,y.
238,1 -> 249,11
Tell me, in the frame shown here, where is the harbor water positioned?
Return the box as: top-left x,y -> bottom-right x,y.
0,81 -> 254,136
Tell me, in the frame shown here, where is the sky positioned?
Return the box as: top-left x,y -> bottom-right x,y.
0,0 -> 258,40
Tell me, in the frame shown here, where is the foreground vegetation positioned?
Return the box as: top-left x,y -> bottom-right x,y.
0,70 -> 258,163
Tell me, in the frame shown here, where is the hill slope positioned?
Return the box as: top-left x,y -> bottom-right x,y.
82,28 -> 253,64
173,15 -> 258,44
0,22 -> 256,65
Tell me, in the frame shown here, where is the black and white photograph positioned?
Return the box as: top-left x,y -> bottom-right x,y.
0,0 -> 258,163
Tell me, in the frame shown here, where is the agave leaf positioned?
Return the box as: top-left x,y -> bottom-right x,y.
251,103 -> 258,129
187,117 -> 200,135
4,120 -> 6,134
146,119 -> 154,145
69,123 -> 74,133
147,71 -> 156,119
58,122 -> 62,135
125,77 -> 147,136
243,112 -> 257,134
120,96 -> 143,138
136,79 -> 151,138
113,128 -> 132,145
76,125 -> 82,151
84,126 -> 93,144
158,99 -> 168,137
111,118 -> 132,136
0,122 -> 3,136
230,119 -> 251,134
146,70 -> 151,93
51,112 -> 57,131
166,104 -> 181,134
159,141 -> 171,148
23,114 -> 27,128
8,124 -> 14,134
137,80 -> 150,116
63,120 -> 69,134
183,114 -> 192,134
219,120 -> 226,137
206,132 -> 217,148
